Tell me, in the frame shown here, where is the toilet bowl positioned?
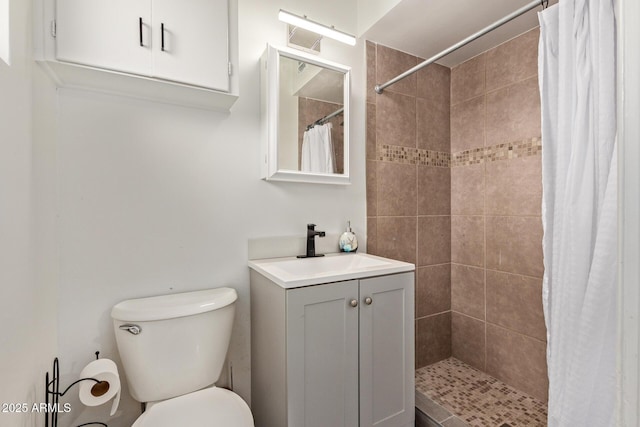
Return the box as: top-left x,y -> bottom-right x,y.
111,288 -> 253,426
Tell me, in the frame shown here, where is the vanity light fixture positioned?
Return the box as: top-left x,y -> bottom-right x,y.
278,10 -> 356,46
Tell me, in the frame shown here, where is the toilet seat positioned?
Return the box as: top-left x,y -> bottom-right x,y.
132,387 -> 254,427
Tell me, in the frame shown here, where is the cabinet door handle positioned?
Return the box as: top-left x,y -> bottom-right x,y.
349,299 -> 358,308
161,23 -> 165,51
364,297 -> 373,305
139,17 -> 143,47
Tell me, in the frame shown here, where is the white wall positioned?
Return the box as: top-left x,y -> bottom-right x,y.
52,0 -> 365,426
0,0 -> 58,426
357,0 -> 403,36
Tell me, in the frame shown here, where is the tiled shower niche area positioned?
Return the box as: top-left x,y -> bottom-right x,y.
366,29 -> 548,426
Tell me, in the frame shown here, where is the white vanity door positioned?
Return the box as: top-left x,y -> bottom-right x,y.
56,0 -> 153,75
359,272 -> 415,427
152,0 -> 230,91
286,280 -> 359,427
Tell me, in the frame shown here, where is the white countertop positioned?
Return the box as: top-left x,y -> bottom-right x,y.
248,252 -> 415,289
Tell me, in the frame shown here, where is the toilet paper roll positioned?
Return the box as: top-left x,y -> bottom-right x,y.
78,358 -> 121,416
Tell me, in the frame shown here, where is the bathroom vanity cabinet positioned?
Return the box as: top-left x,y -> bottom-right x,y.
35,0 -> 238,110
250,269 -> 414,427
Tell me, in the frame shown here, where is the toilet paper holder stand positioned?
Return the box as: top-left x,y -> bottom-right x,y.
45,352 -> 108,427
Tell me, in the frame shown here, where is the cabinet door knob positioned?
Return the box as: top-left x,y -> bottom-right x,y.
364,297 -> 373,305
350,299 -> 358,308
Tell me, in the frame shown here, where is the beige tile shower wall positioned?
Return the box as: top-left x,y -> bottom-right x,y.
367,29 -> 546,402
366,41 -> 452,369
449,28 -> 548,402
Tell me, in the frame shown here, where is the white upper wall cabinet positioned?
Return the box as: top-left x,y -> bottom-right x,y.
152,0 -> 229,91
57,0 -> 229,91
36,0 -> 237,110
56,0 -> 153,77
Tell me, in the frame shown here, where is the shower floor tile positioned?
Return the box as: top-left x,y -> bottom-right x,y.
416,358 -> 547,427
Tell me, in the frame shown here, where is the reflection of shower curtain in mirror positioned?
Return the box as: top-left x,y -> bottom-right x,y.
301,123 -> 336,174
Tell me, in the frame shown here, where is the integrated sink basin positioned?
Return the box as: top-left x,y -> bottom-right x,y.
248,253 -> 415,288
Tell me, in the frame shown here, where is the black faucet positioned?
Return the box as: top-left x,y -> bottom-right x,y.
297,224 -> 326,258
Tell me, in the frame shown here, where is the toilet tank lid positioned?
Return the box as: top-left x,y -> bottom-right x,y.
111,288 -> 237,322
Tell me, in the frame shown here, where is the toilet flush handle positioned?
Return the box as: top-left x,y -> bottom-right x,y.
119,324 -> 142,335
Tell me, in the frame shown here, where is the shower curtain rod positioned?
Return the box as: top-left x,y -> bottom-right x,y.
307,107 -> 344,130
374,0 -> 545,94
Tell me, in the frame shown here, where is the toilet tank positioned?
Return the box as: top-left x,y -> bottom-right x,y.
111,288 -> 237,403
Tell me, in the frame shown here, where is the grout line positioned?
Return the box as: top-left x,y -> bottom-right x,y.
376,214 -> 447,219
417,262 -> 451,268
450,73 -> 539,107
416,309 -> 452,320
450,91 -> 485,109
450,262 -> 484,270
483,57 -> 488,373
415,166 -> 419,271
450,310 -> 484,323
483,214 -> 543,218
484,267 -> 544,280
451,263 -> 543,280
412,79 -> 419,281
484,73 -> 540,97
451,214 -> 542,218
484,321 -> 548,344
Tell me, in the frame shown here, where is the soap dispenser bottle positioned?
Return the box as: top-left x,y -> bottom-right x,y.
339,221 -> 358,253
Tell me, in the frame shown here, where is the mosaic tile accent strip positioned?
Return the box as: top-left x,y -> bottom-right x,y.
378,145 -> 451,167
451,138 -> 542,167
416,358 -> 547,427
377,138 -> 541,168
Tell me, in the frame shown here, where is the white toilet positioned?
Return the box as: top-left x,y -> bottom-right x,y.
111,288 -> 253,427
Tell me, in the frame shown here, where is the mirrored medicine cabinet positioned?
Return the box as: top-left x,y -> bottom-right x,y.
260,44 -> 351,185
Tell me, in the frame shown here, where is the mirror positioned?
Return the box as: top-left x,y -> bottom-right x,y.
261,44 -> 350,185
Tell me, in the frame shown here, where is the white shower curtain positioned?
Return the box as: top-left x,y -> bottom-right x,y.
301,123 -> 336,174
538,1 -> 617,426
